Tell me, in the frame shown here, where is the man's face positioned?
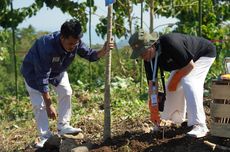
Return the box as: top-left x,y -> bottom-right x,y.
140,46 -> 156,62
60,36 -> 80,52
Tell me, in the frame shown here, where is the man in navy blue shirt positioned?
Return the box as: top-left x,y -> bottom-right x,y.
21,19 -> 112,148
129,29 -> 216,138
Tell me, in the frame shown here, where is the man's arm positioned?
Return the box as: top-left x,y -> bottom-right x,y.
168,60 -> 194,91
33,39 -> 52,93
33,39 -> 57,119
77,41 -> 113,61
42,92 -> 57,120
42,92 -> 52,107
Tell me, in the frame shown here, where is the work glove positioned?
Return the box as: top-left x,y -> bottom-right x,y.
148,99 -> 160,126
168,61 -> 194,91
168,78 -> 180,91
220,73 -> 230,80
148,81 -> 160,126
168,71 -> 183,91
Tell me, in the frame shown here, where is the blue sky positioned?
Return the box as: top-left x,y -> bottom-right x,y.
14,0 -> 177,44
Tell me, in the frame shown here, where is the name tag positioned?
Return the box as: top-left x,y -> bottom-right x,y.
167,58 -> 173,63
52,57 -> 60,62
69,53 -> 75,58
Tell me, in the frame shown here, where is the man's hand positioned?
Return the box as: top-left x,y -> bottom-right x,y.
46,104 -> 57,120
42,92 -> 57,120
97,41 -> 114,58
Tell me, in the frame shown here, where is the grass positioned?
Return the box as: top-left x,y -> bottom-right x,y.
0,120 -> 36,151
0,77 -> 150,151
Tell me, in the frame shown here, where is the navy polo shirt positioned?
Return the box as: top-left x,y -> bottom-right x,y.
21,31 -> 99,93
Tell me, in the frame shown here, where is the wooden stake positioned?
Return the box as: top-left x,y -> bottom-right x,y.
104,4 -> 113,141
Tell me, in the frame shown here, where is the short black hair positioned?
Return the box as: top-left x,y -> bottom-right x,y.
60,19 -> 83,39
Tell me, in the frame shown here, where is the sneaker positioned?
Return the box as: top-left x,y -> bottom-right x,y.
58,125 -> 82,135
34,132 -> 52,148
35,136 -> 49,148
187,124 -> 209,138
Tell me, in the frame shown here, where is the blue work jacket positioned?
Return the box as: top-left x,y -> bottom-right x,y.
21,31 -> 99,93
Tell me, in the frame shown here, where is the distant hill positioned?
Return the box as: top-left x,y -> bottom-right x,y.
116,39 -> 129,49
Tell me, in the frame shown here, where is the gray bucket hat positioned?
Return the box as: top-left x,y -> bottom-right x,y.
128,29 -> 159,59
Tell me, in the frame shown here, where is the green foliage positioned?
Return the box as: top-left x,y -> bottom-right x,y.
110,76 -> 148,118
96,0 -> 132,39
36,0 -> 91,32
0,47 -> 9,61
0,27 -> 44,98
0,97 -> 33,121
68,75 -> 148,124
0,0 -> 96,32
0,3 -> 229,152
68,45 -> 143,90
0,0 -> 229,134
0,1 -> 41,29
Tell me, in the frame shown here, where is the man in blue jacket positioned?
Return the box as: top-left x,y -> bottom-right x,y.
21,19 -> 112,148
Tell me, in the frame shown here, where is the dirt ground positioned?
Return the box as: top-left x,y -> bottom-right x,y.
26,100 -> 230,152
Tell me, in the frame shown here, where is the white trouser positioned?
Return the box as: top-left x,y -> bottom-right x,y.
161,57 -> 215,127
25,72 -> 72,138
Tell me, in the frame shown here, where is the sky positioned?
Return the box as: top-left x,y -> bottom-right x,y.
13,0 -> 178,44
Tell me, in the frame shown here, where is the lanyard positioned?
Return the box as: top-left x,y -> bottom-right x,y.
150,51 -> 158,83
